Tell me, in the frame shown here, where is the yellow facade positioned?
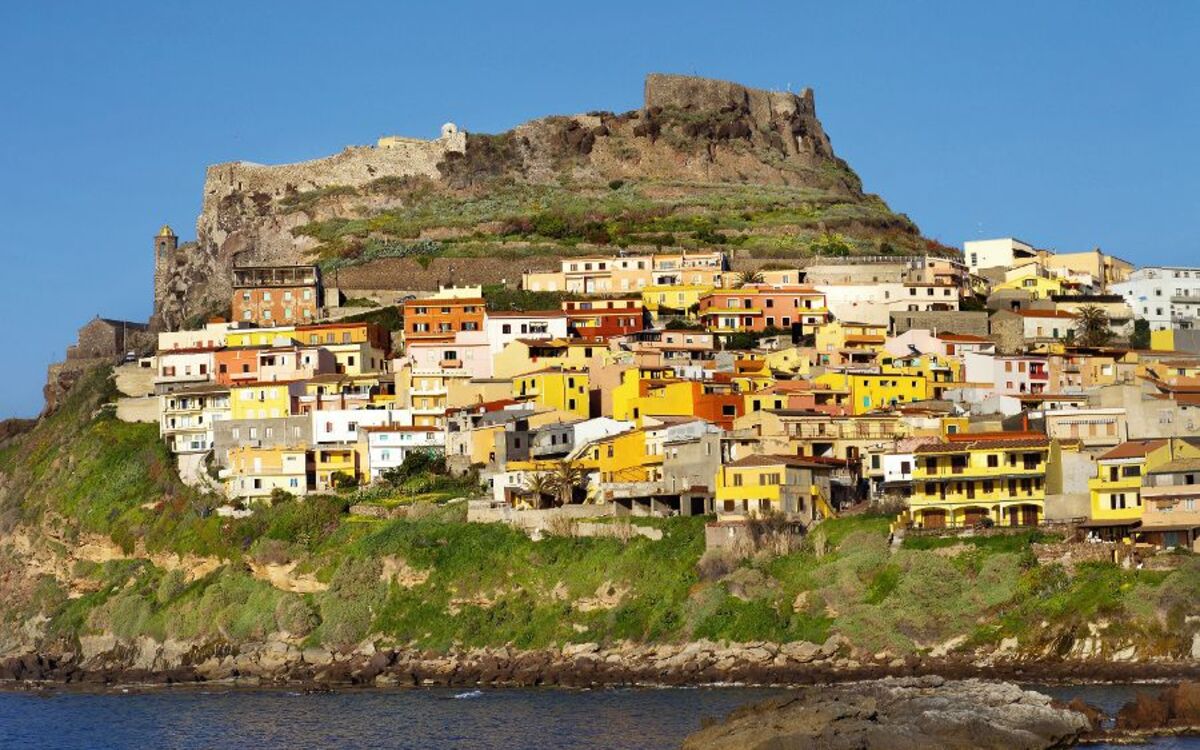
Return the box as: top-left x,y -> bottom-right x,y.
513,368 -> 590,418
641,284 -> 712,322
907,437 -> 1049,529
813,371 -> 929,414
314,444 -> 364,490
761,346 -> 814,376
493,339 -> 606,379
993,270 -> 1066,300
230,382 -> 300,420
1088,439 -> 1200,532
224,446 -> 309,500
814,320 -> 887,354
1150,329 -> 1176,352
712,456 -> 827,519
225,327 -> 297,348
582,429 -> 659,484
446,377 -> 515,410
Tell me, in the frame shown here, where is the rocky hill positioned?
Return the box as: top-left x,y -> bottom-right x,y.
155,73 -> 936,329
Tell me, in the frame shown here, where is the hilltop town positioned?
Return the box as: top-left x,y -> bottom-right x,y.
99,232 -> 1200,553
5,78 -> 1200,686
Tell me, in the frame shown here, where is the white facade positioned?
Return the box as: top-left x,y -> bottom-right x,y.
157,321 -> 245,352
364,427 -> 446,480
882,453 -> 915,486
964,237 -> 1037,274
1112,267 -> 1200,331
156,350 -> 215,388
160,390 -> 231,453
312,409 -> 414,444
484,313 -> 569,354
963,352 -> 1051,396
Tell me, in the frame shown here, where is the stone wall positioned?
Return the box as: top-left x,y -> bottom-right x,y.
889,310 -> 989,337
643,73 -> 834,160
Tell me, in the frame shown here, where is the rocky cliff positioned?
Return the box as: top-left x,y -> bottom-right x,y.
155,73 -> 928,329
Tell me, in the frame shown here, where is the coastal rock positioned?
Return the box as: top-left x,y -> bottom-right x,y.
1116,682 -> 1200,731
682,677 -> 1091,750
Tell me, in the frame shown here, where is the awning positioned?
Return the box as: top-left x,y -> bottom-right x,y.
1135,523 -> 1200,534
1077,519 -> 1142,529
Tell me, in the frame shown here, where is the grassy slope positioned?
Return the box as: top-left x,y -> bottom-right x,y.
289,180 -> 938,272
1,368 -> 1196,657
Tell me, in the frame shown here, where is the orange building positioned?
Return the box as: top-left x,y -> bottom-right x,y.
231,265 -> 321,327
214,348 -> 261,386
562,297 -> 646,338
698,286 -> 828,334
402,297 -> 485,343
294,321 -> 391,352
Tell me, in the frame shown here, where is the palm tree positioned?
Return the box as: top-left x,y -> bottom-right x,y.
520,471 -> 556,508
733,270 -> 765,288
1075,304 -> 1113,347
550,460 -> 585,506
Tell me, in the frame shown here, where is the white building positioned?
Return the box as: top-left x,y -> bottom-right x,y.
963,352 -> 1051,396
484,311 -> 569,354
1112,266 -> 1200,331
312,408 -> 415,444
159,385 -> 230,453
964,237 -> 1038,274
363,426 -> 446,480
155,348 -> 216,393
157,320 -> 248,352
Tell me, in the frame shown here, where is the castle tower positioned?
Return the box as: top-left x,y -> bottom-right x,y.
152,225 -> 178,330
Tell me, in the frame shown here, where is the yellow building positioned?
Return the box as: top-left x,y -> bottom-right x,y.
583,428 -> 659,484
1086,438 -> 1200,539
813,371 -> 929,414
314,443 -> 364,491
713,454 -> 832,521
225,327 -> 297,348
992,263 -> 1068,300
513,367 -> 590,418
880,353 -> 961,399
905,433 -> 1049,529
223,446 -> 310,500
814,320 -> 887,357
230,381 -> 305,420
446,377 -> 515,410
759,345 -> 814,376
493,338 -> 606,379
641,284 -> 712,323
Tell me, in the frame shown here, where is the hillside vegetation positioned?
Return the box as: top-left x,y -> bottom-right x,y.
1,367 -> 1195,660
292,179 -> 936,273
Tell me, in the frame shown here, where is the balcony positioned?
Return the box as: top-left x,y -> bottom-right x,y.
439,359 -> 463,369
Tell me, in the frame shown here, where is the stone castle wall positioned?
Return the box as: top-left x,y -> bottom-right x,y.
197,126 -> 465,260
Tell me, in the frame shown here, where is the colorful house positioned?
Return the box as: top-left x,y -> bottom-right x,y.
713,454 -> 833,522
513,367 -> 591,418
906,433 -> 1050,529
1087,438 -> 1200,540
230,381 -> 306,420
223,446 -> 311,500
813,371 -> 929,414
697,286 -> 828,335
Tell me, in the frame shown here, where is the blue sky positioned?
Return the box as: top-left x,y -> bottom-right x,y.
0,2 -> 1197,417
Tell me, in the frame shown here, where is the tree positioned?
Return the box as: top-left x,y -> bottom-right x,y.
330,471 -> 359,490
521,472 -> 556,509
1130,318 -> 1151,350
733,270 -> 764,287
1075,304 -> 1113,347
549,460 -> 586,506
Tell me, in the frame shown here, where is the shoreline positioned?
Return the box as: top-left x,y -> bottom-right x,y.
3,640 -> 1199,691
